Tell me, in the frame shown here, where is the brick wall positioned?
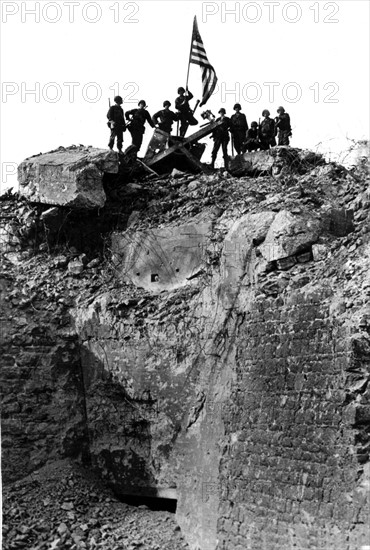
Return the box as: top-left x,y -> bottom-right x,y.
217,287 -> 370,549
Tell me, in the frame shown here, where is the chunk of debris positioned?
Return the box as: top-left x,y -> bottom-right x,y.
18,146 -> 119,209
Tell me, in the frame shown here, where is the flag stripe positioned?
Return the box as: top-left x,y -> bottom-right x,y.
189,16 -> 218,106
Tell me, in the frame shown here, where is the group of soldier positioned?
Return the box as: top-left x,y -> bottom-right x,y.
107,87 -> 292,170
211,104 -> 292,169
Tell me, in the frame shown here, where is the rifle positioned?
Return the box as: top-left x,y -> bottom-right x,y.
107,98 -> 112,128
125,105 -> 147,131
125,105 -> 149,128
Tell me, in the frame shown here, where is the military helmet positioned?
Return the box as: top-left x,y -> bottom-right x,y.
178,87 -> 185,94
262,109 -> 270,117
163,100 -> 171,107
114,95 -> 123,103
251,121 -> 258,127
138,100 -> 147,107
233,103 -> 242,110
218,108 -> 226,114
277,106 -> 285,113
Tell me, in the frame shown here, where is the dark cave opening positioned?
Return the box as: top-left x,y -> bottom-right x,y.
117,494 -> 177,513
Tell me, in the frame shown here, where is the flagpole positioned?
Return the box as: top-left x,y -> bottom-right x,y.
185,16 -> 196,90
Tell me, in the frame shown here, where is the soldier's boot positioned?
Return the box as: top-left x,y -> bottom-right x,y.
224,156 -> 229,171
210,156 -> 216,169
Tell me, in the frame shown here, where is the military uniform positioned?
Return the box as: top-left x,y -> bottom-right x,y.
244,127 -> 261,152
259,117 -> 276,150
275,112 -> 292,145
152,108 -> 178,134
230,112 -> 248,154
175,90 -> 197,137
107,104 -> 126,151
211,116 -> 230,169
125,108 -> 155,151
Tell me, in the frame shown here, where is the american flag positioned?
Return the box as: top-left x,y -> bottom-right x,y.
189,16 -> 218,106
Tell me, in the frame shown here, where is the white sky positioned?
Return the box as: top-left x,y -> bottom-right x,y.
1,0 -> 369,190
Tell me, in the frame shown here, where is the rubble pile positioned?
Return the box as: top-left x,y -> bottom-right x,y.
1,144 -> 370,550
228,146 -> 325,177
2,460 -> 189,550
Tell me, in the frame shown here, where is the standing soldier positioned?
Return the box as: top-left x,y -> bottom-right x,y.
244,122 -> 261,152
152,101 -> 178,134
230,103 -> 248,154
275,106 -> 292,145
107,95 -> 126,153
259,109 -> 276,150
175,87 -> 198,138
211,108 -> 230,170
125,100 -> 155,152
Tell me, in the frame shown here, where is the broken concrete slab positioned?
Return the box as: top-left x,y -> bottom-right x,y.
259,209 -> 322,262
218,206 -> 339,288
111,220 -> 212,292
18,146 -> 119,209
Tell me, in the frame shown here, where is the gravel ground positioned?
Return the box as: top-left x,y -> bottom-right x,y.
2,459 -> 189,550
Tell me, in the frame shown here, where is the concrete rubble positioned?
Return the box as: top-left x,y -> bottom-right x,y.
18,146 -> 119,209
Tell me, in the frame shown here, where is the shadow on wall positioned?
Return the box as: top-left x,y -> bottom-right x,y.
0,315 -> 88,484
79,343 -> 176,501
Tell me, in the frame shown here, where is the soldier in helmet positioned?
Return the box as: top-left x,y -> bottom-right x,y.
211,108 -> 230,170
152,101 -> 178,134
125,100 -> 155,152
259,109 -> 276,150
275,106 -> 292,145
244,121 -> 261,152
107,95 -> 126,153
175,87 -> 198,137
230,103 -> 248,154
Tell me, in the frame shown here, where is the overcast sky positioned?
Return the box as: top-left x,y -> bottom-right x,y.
1,0 -> 369,190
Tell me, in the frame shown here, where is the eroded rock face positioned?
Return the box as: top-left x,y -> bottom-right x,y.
18,146 -> 119,208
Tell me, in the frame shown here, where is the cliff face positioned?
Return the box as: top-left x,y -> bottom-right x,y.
1,146 -> 370,550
